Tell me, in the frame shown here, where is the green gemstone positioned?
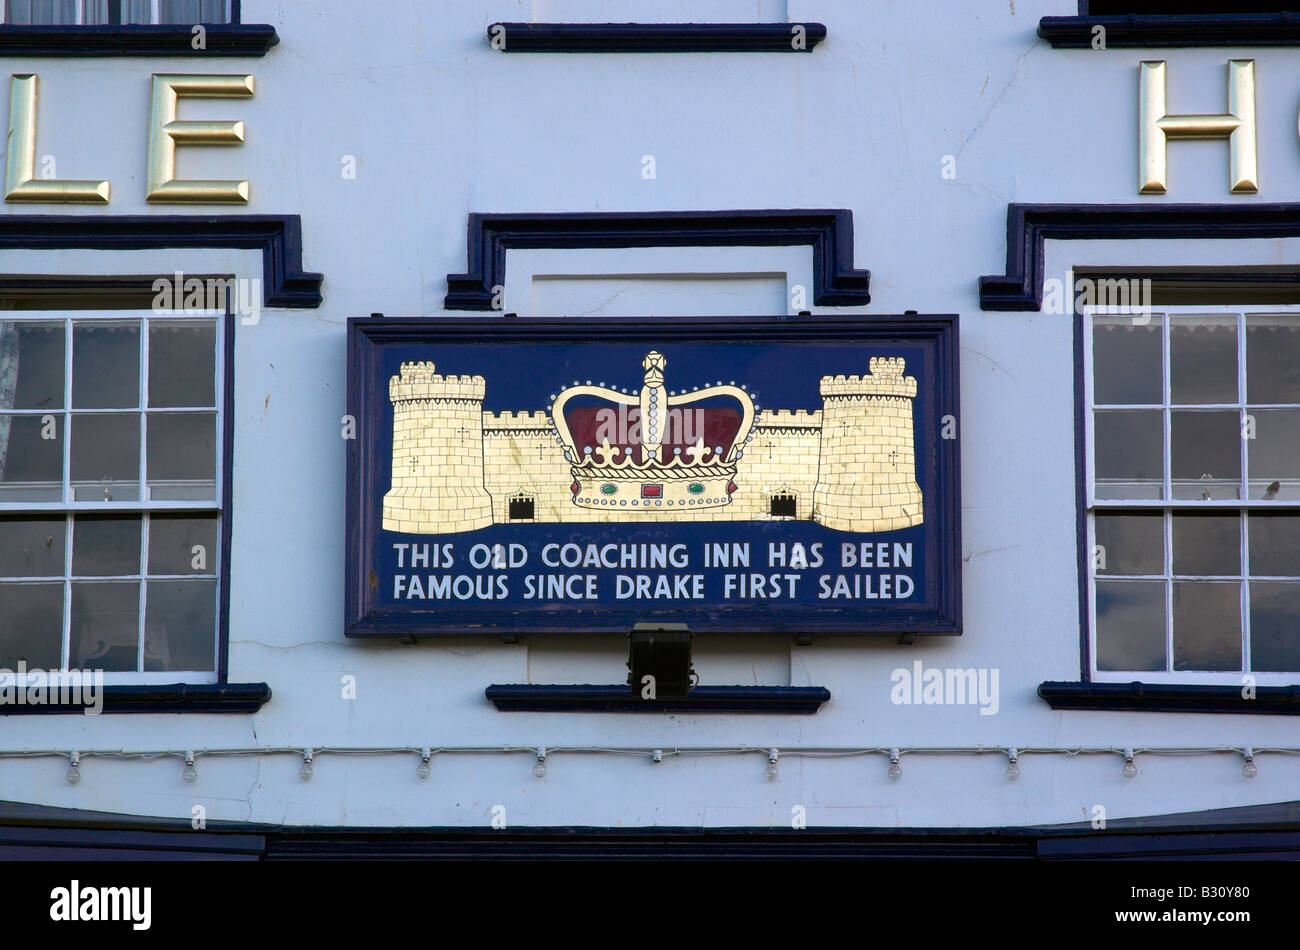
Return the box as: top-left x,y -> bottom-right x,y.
688,483 -> 705,494
601,483 -> 617,495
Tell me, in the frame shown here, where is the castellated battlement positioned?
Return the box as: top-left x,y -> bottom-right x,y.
484,410 -> 551,431
388,361 -> 486,404
755,409 -> 824,429
819,357 -> 917,399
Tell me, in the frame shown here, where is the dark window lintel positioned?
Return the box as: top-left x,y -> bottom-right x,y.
0,682 -> 271,715
486,684 -> 830,713
0,24 -> 278,56
1039,680 -> 1300,714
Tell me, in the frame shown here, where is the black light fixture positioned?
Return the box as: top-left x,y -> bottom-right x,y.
627,622 -> 695,700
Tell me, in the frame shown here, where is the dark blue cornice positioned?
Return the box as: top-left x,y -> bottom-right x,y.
486,22 -> 825,53
444,210 -> 870,310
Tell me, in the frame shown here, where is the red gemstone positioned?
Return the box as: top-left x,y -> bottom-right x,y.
726,481 -> 737,494
571,481 -> 581,495
641,484 -> 662,498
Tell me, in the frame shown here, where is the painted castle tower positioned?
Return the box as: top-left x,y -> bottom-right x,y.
381,352 -> 923,534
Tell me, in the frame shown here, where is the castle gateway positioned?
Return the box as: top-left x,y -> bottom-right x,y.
345,315 -> 960,637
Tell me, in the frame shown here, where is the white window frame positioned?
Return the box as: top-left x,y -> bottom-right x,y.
0,307 -> 224,685
1084,303 -> 1300,685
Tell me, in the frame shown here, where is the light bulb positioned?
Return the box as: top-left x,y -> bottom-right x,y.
417,748 -> 431,779
888,748 -> 902,780
1242,748 -> 1257,779
65,752 -> 81,785
299,749 -> 314,781
1122,748 -> 1137,779
182,753 -> 197,784
532,748 -> 547,778
1006,749 -> 1020,780
765,748 -> 779,780
652,749 -> 662,763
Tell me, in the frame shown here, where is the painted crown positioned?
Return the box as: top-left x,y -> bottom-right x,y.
550,351 -> 756,511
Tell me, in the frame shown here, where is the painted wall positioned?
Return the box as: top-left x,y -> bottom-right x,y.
1,0 -> 1297,828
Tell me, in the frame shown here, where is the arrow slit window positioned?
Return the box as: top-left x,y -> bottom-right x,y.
0,308 -> 224,680
1085,306 -> 1300,682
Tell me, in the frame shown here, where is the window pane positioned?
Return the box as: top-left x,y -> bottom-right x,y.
144,579 -> 215,672
148,515 -> 217,575
1094,410 -> 1163,499
1096,580 -> 1166,671
120,0 -> 152,24
159,0 -> 228,23
70,580 -> 139,671
1095,513 -> 1163,575
71,515 -> 140,577
148,320 -> 215,408
1249,514 -> 1300,577
1246,314 -> 1300,404
1171,315 -> 1238,404
1171,410 -> 1240,500
0,582 -> 62,668
72,320 -> 139,409
2,320 -> 64,410
81,1 -> 109,25
1092,315 -> 1162,404
1250,581 -> 1300,672
1172,581 -> 1241,671
0,516 -> 64,577
0,414 -> 63,501
1247,409 -> 1300,500
5,0 -> 77,25
146,412 -> 216,500
70,413 -> 139,501
1172,513 -> 1240,576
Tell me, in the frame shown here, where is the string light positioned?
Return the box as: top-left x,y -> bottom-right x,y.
1005,748 -> 1020,780
416,748 -> 431,780
888,748 -> 902,779
532,747 -> 547,778
765,748 -> 779,780
1,745 -> 1288,784
1122,748 -> 1138,779
65,752 -> 80,785
182,752 -> 197,784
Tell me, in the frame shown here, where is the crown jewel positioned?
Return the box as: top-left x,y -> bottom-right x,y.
551,351 -> 756,510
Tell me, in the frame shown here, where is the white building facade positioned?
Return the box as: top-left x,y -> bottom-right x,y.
0,0 -> 1296,858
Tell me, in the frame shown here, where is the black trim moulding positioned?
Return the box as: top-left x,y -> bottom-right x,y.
0,215 -> 322,307
979,202 -> 1300,311
486,22 -> 826,53
485,684 -> 831,713
444,210 -> 870,310
0,682 -> 271,715
1039,681 -> 1300,715
1039,13 -> 1300,47
0,24 -> 278,56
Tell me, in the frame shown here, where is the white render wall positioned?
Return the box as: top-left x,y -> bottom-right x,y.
0,0 -> 1297,828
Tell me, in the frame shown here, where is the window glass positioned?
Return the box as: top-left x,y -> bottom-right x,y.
0,310 -> 222,676
1090,308 -> 1299,679
1095,513 -> 1163,575
1092,315 -> 1162,404
1096,580 -> 1166,671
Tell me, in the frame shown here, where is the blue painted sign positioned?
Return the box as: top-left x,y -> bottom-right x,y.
346,316 -> 960,636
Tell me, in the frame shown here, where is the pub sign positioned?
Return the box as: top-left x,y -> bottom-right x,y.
345,316 -> 960,637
